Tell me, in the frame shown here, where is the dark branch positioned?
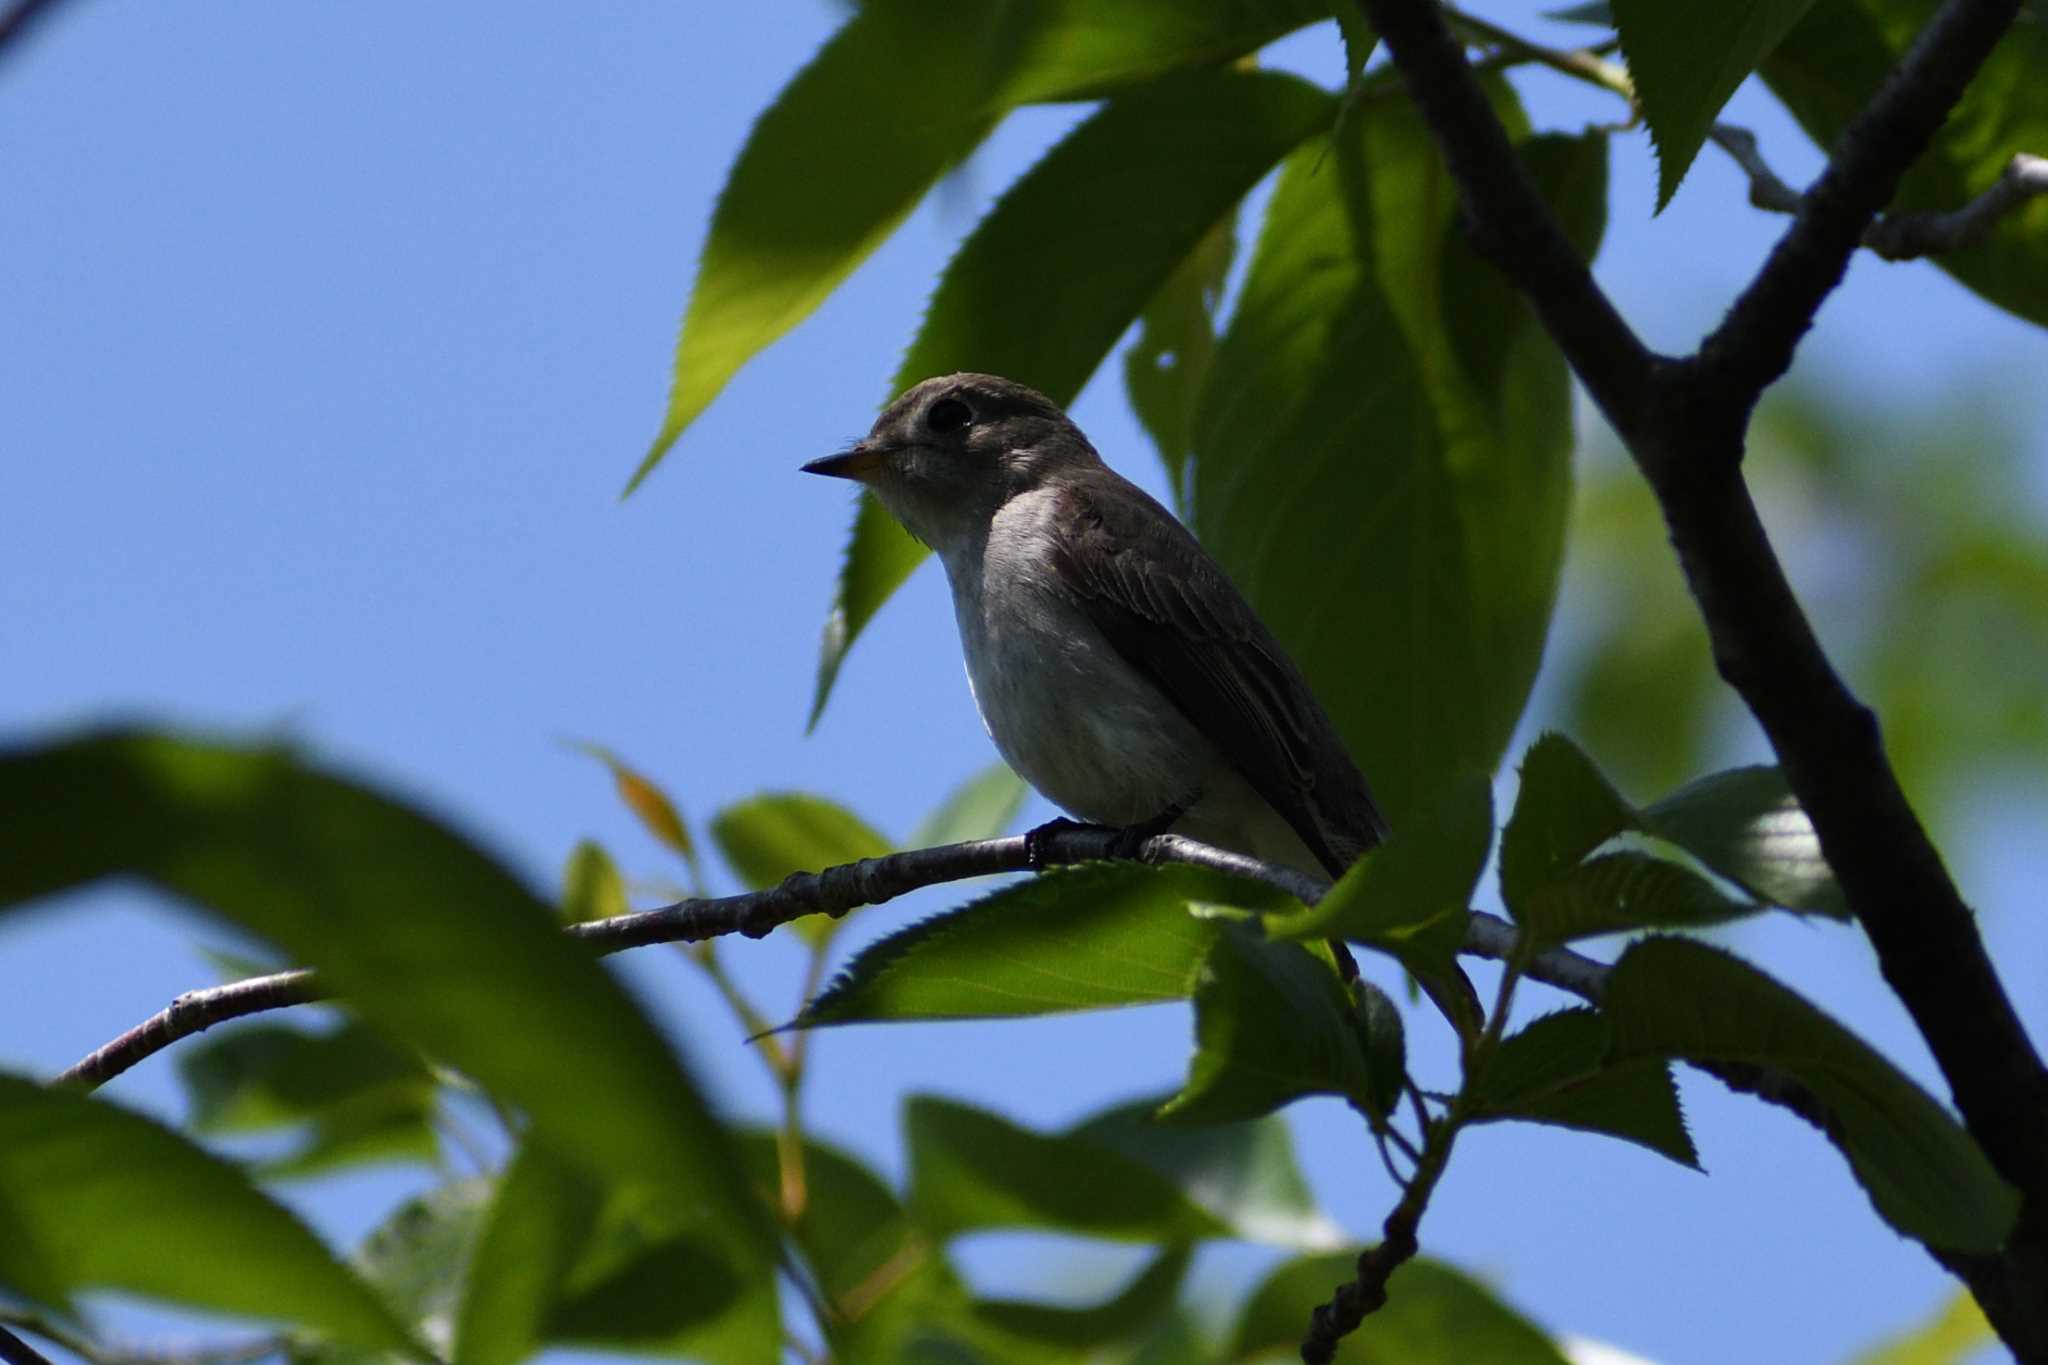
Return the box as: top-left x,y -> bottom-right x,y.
1349,0 -> 2048,1353
58,829 -> 1605,1090
0,1328 -> 55,1365
1696,0 -> 2026,409
1711,126 -> 2048,261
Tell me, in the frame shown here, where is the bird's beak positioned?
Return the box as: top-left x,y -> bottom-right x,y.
802,443 -> 887,482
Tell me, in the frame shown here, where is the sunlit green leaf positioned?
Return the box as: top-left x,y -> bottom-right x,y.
905,1096 -> 1228,1243
1845,1288 -> 1993,1365
1127,215 -> 1237,499
1162,931 -> 1386,1124
1765,0 -> 2048,328
0,1075 -> 416,1352
1265,774 -> 1491,975
795,863 -> 1290,1028
1069,1097 -> 1345,1249
907,763 -> 1031,849
636,0 -> 1331,491
1642,766 -> 1848,918
813,69 -> 1334,721
1228,1253 -> 1570,1363
559,839 -> 628,924
1472,1009 -> 1699,1169
0,730 -> 777,1271
455,1145 -> 594,1365
1521,851 -> 1757,945
1192,99 -> 1607,825
1605,938 -> 2020,1251
1498,732 -> 1637,915
1613,0 -> 1820,208
177,1021 -> 439,1178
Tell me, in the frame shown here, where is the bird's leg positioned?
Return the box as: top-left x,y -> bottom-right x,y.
1109,800 -> 1188,860
1024,816 -> 1092,871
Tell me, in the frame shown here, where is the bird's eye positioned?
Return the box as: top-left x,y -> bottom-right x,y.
926,397 -> 973,434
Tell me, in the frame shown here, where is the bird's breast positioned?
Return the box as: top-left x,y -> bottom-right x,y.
938,490 -> 1214,826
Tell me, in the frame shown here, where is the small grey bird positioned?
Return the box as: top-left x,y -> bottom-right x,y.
803,372 -> 1389,883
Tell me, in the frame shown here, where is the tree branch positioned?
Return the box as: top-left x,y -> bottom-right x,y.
0,1328 -> 55,1365
1695,0 -> 2027,410
0,0 -> 66,65
1711,126 -> 2048,261
1354,0 -> 2048,1351
57,829 -> 1606,1090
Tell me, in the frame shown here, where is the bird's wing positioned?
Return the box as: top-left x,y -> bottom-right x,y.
1045,470 -> 1389,876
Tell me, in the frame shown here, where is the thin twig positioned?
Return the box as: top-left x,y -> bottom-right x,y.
0,0 -> 66,65
57,829 -> 1603,1091
1711,126 -> 2048,260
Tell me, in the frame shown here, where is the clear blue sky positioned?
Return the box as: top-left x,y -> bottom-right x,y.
3,3 -> 2043,1362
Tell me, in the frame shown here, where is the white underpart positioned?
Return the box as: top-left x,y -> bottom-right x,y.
929,485 -> 1321,876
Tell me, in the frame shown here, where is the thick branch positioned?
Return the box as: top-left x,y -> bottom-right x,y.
1351,0 -> 2048,1351
1711,126 -> 2048,261
1696,0 -> 2026,407
58,829 -> 1604,1090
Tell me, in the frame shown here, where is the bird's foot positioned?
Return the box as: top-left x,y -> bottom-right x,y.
1025,817 -> 1091,872
1108,801 -> 1187,860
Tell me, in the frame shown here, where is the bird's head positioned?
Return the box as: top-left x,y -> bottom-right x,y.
803,373 -> 1098,552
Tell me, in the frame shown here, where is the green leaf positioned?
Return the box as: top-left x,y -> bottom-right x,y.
461,1140 -> 770,1365
0,1074 -> 414,1351
633,0 -> 1332,493
177,1021 -> 440,1178
1521,851 -> 1758,945
559,839 -> 628,924
1605,938 -> 2021,1251
907,763 -> 1031,848
713,791 -> 893,888
0,730 -> 777,1269
1265,773 -> 1491,975
1126,214 -> 1237,498
733,1131 -> 970,1364
1765,0 -> 2048,329
971,1248 -> 1189,1353
1641,766 -> 1848,918
795,863 -> 1290,1028
905,1096 -> 1229,1243
1498,732 -> 1638,915
812,69 -> 1335,721
1846,1288 -> 1992,1365
455,1145 -> 596,1365
1192,100 -> 1607,825
1228,1253 -> 1571,1363
1613,0 -> 1821,208
297,1179 -> 492,1365
711,790 -> 892,945
1471,1009 -> 1699,1169
1068,1097 -> 1345,1249
571,742 -> 701,880
1161,931 -> 1388,1124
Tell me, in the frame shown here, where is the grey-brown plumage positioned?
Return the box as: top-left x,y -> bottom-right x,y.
803,372 -> 1387,880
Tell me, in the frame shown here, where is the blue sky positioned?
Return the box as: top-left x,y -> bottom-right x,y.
3,3 -> 2044,1362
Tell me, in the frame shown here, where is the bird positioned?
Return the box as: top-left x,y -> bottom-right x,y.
802,372 -> 1389,885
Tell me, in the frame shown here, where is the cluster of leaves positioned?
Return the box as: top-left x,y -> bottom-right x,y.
6,0 -> 2045,1359
1555,382 -> 2048,827
0,723 -> 2018,1362
0,734 -> 1537,1362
